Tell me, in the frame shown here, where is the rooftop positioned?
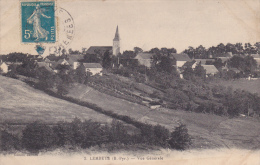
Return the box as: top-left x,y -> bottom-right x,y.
86,46 -> 112,55
170,53 -> 191,61
135,52 -> 154,59
201,65 -> 219,74
83,63 -> 102,68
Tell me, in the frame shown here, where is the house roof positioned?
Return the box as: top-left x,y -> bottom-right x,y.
0,62 -> 8,68
67,55 -> 84,65
170,53 -> 191,61
201,65 -> 219,74
83,63 -> 102,68
251,54 -> 260,58
217,57 -> 230,63
56,58 -> 69,65
229,68 -> 241,73
194,59 -> 215,64
37,62 -> 54,72
135,52 -> 154,59
86,46 -> 112,55
217,52 -> 233,57
182,60 -> 196,68
45,56 -> 60,62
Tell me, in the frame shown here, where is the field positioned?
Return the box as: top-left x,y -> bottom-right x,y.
68,83 -> 260,149
210,79 -> 260,95
0,76 -> 114,124
1,75 -> 260,150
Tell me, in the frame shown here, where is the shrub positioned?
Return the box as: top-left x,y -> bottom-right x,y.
0,130 -> 21,151
168,124 -> 191,150
153,125 -> 170,147
22,122 -> 56,152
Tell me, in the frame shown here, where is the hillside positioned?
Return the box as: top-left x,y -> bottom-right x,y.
68,83 -> 260,149
1,75 -> 260,150
0,76 -> 114,124
210,79 -> 260,95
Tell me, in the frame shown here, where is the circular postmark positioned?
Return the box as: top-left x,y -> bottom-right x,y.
48,7 -> 75,56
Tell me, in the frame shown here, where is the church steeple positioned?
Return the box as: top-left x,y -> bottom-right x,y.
113,26 -> 120,56
113,25 -> 120,41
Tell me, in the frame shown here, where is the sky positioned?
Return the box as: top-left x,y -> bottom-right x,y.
0,0 -> 260,55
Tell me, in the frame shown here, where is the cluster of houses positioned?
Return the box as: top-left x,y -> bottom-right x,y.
1,26 -> 260,78
36,55 -> 103,75
1,50 -> 260,79
134,51 -> 260,77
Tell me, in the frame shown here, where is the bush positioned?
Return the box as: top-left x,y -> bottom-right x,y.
0,130 -> 21,151
22,122 -> 57,152
168,124 -> 191,150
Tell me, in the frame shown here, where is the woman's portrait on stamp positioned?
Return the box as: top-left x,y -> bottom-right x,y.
27,4 -> 51,41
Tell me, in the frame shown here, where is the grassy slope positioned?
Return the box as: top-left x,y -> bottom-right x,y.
0,76 -> 114,124
68,83 -> 260,149
210,79 -> 260,95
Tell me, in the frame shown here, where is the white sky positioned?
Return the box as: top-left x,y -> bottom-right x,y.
0,0 -> 260,55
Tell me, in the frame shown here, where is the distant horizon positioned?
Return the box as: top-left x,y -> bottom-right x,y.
1,0 -> 260,55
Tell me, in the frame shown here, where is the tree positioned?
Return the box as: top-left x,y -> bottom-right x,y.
61,49 -> 67,56
158,56 -> 175,73
75,64 -> 87,84
149,47 -> 160,55
213,58 -> 223,69
194,63 -> 206,78
133,47 -> 143,54
168,124 -> 191,150
22,122 -> 56,152
102,50 -> 112,69
182,66 -> 195,80
121,50 -> 136,59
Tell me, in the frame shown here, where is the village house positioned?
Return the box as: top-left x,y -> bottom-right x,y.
193,59 -> 215,66
0,61 -> 9,73
134,52 -> 154,68
170,53 -> 192,68
82,63 -> 103,76
201,65 -> 219,76
216,52 -> 233,64
67,54 -> 84,69
251,54 -> 260,67
37,62 -> 55,73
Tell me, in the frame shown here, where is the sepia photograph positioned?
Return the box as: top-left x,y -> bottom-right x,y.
0,0 -> 260,164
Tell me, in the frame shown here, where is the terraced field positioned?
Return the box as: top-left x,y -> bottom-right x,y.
68,83 -> 260,149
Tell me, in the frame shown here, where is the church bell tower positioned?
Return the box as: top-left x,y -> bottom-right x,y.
113,26 -> 120,56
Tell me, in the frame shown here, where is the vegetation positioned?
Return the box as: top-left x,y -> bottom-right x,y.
0,119 -> 191,153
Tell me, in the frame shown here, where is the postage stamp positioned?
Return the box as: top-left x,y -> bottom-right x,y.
21,1 -> 56,43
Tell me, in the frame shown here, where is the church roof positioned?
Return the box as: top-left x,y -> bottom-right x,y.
113,26 -> 120,41
86,46 -> 112,55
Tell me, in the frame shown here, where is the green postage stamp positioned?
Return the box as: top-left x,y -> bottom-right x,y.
21,1 -> 56,43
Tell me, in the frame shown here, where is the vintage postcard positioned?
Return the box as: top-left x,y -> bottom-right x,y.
0,0 -> 260,165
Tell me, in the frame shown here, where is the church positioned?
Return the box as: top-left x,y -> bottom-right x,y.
85,26 -> 120,56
